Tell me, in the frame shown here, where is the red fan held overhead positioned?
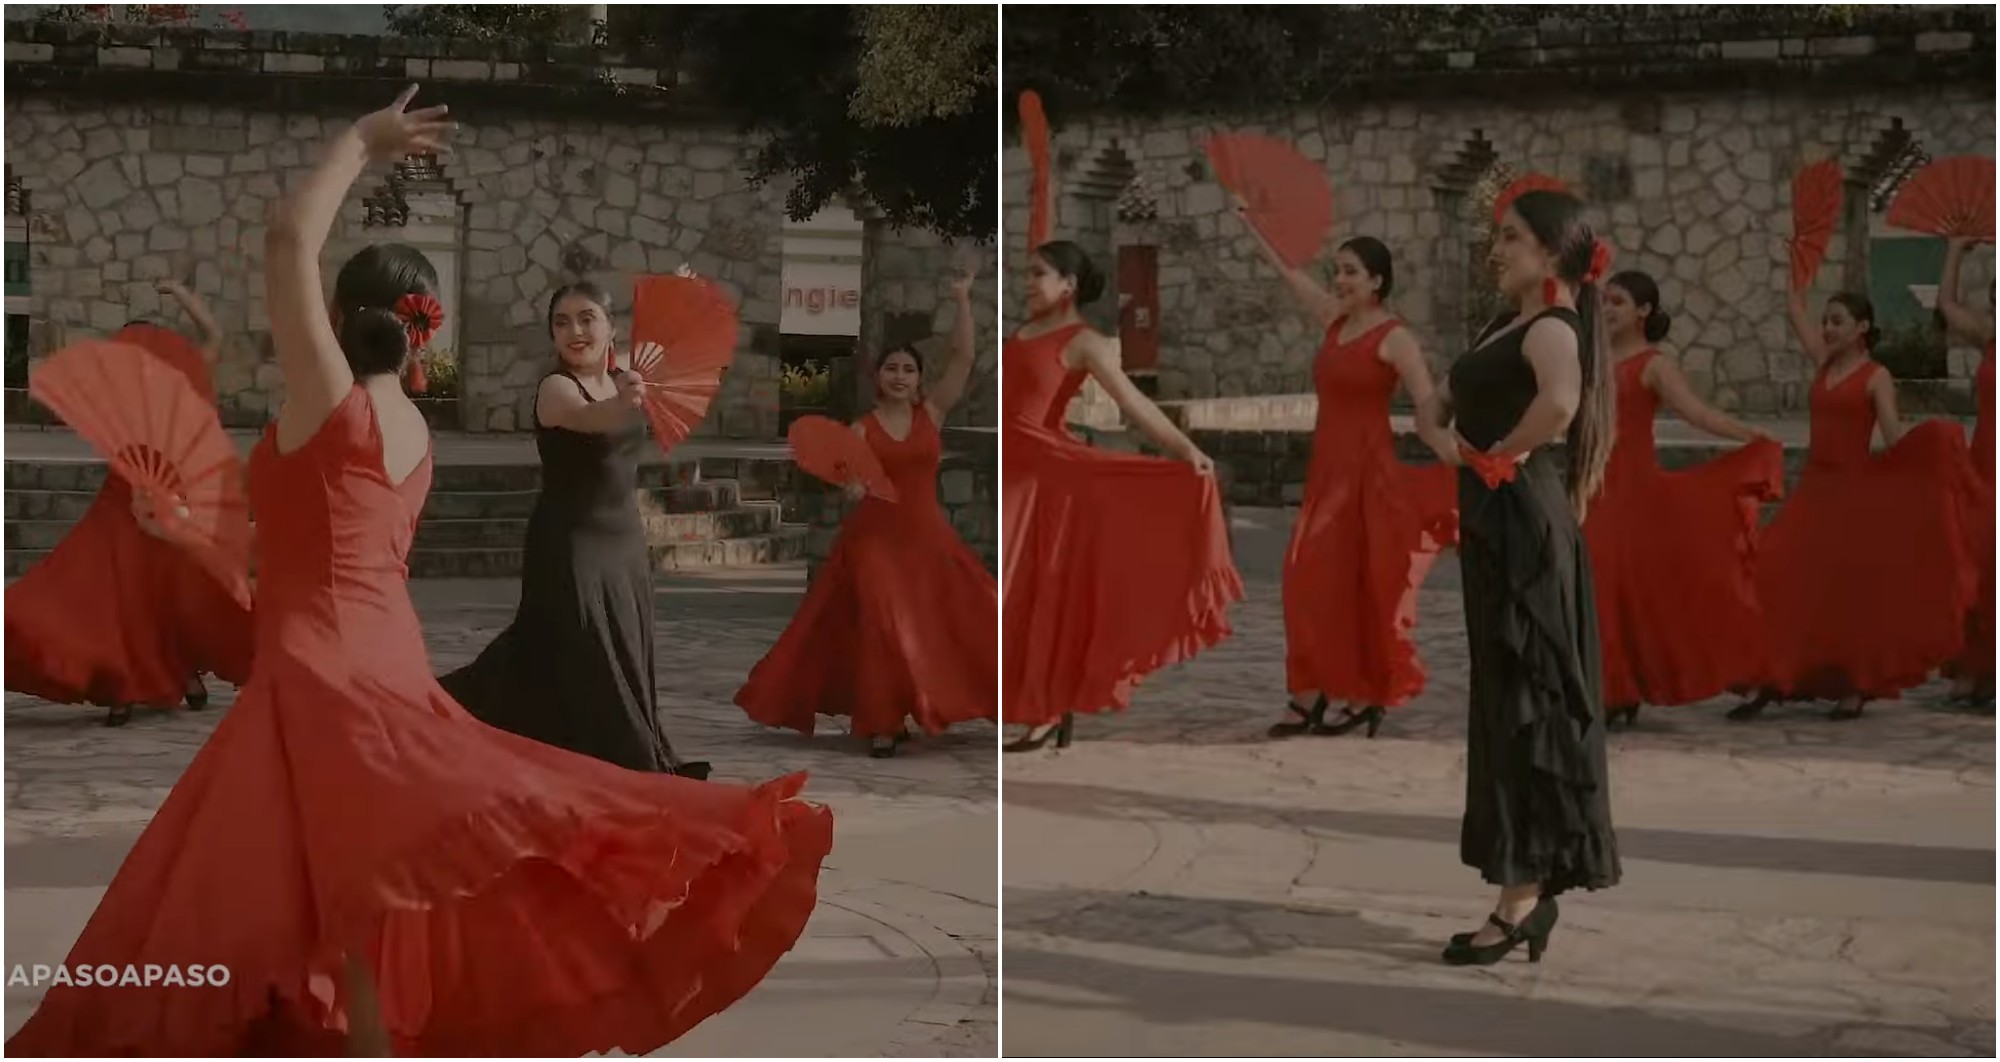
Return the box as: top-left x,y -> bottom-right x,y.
1492,173 -> 1569,226
1887,155 -> 1995,243
626,273 -> 740,457
1020,91 -> 1053,255
787,415 -> 897,502
1789,159 -> 1844,292
29,340 -> 253,609
1205,132 -> 1332,269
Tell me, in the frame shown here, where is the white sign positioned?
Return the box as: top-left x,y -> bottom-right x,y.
781,258 -> 862,337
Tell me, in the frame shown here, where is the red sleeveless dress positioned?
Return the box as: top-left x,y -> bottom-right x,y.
1584,349 -> 1784,707
5,388 -> 831,1056
1954,347 -> 1995,685
736,405 -> 996,738
1753,360 -> 1981,698
5,324 -> 254,707
1002,322 -> 1243,726
1281,316 -> 1456,706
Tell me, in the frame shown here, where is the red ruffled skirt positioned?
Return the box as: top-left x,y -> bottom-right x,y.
1754,423 -> 1981,698
5,648 -> 831,1056
737,499 -> 996,738
6,475 -> 253,706
1282,455 -> 1456,706
1003,423 -> 1243,726
1586,438 -> 1785,707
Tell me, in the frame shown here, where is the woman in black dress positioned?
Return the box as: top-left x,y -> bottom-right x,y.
440,280 -> 709,779
1415,188 -> 1621,964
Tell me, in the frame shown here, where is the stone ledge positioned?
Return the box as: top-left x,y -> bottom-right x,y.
3,20 -> 706,118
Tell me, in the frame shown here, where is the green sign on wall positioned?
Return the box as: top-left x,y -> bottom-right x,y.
4,239 -> 25,298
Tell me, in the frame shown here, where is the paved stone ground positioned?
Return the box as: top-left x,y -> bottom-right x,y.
1003,507 -> 1995,1058
3,566 -> 997,1057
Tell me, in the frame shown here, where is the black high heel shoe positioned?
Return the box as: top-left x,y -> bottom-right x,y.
1608,704 -> 1639,728
104,704 -> 133,727
1443,897 -> 1559,966
1827,696 -> 1867,722
184,682 -> 209,711
1726,691 -> 1772,721
869,731 -> 907,759
1268,695 -> 1328,738
672,761 -> 713,781
1316,704 -> 1384,738
1004,713 -> 1073,753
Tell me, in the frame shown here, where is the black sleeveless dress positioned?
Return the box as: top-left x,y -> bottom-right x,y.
440,371 -> 702,776
1448,308 -> 1620,895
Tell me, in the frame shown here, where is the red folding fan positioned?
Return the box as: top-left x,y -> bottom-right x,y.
787,415 -> 897,502
29,339 -> 253,609
1020,90 -> 1052,254
1492,173 -> 1569,226
626,273 -> 740,457
1887,155 -> 1995,243
1789,159 -> 1844,292
1206,132 -> 1332,269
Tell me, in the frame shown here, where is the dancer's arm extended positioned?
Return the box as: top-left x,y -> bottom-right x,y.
1939,238 -> 1995,346
1785,289 -> 1833,369
537,354 -> 645,434
1233,204 -> 1339,329
1646,354 -> 1765,443
924,269 -> 978,421
266,85 -> 450,445
1071,330 -> 1215,475
158,279 -> 223,365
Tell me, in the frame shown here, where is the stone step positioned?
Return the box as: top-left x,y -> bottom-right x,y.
403,528 -> 809,579
3,526 -> 810,580
409,506 -> 781,551
1,456 -> 806,498
3,481 -> 755,524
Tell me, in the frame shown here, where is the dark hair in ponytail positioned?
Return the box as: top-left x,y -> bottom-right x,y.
1608,269 -> 1671,344
332,243 -> 439,379
1034,240 -> 1105,305
1828,291 -> 1882,351
1512,189 -> 1615,519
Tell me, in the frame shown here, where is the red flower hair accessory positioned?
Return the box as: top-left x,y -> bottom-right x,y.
1583,238 -> 1615,286
394,292 -> 444,349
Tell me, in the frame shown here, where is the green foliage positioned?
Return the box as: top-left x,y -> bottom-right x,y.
1875,320 -> 1948,380
1004,6 -> 1913,117
380,4 -> 569,43
781,360 -> 833,407
380,4 -> 996,239
417,347 -> 461,398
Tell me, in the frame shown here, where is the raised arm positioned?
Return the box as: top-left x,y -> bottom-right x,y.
265,86 -> 450,442
157,279 -> 222,364
924,270 -> 978,419
1072,330 -> 1213,475
1489,317 -> 1582,459
1232,204 -> 1339,329
1647,354 -> 1765,443
1786,290 -> 1832,368
1938,238 -> 1996,346
1867,367 -> 1906,446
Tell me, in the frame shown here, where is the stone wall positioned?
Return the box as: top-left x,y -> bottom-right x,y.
1004,11 -> 1995,415
857,220 -> 999,429
4,21 -> 997,439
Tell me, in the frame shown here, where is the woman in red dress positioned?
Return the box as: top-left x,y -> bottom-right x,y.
1731,290 -> 1981,722
5,280 -> 253,725
6,87 -> 830,1057
1234,213 -> 1455,739
1002,240 -> 1244,751
1586,270 -> 1784,726
737,270 -> 996,757
1937,237 -> 1996,707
